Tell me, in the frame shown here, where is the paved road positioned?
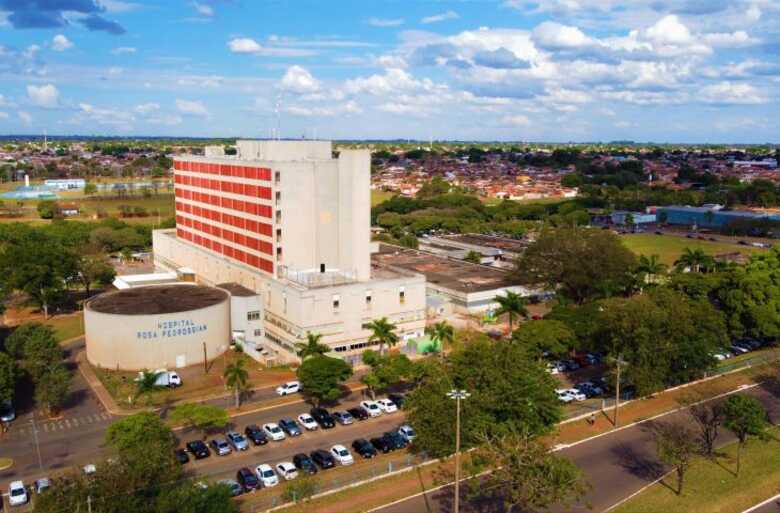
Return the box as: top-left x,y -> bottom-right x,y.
749,497 -> 780,513
374,384 -> 780,513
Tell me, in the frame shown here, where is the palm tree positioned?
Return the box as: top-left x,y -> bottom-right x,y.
675,248 -> 712,273
494,291 -> 529,333
223,358 -> 250,408
295,332 -> 330,360
636,254 -> 668,286
425,321 -> 454,359
364,317 -> 399,356
134,370 -> 163,404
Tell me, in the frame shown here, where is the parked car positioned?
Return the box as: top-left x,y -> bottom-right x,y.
333,410 -> 354,425
310,407 -> 335,429
330,444 -> 354,466
730,344 -> 749,355
371,436 -> 393,453
237,467 -> 260,492
0,400 -> 15,423
360,400 -> 382,417
226,431 -> 249,451
347,407 -> 369,421
563,388 -> 587,401
352,438 -> 377,459
135,369 -> 181,388
33,478 -> 51,494
546,363 -> 560,375
174,448 -> 190,464
398,425 -> 416,443
217,479 -> 242,497
310,449 -> 336,469
276,381 -> 301,396
384,431 -> 408,450
556,389 -> 575,403
561,360 -> 580,372
276,461 -> 299,480
186,440 -> 210,459
279,417 -> 302,437
263,423 -> 286,441
8,480 -> 28,506
83,464 -> 97,475
574,381 -> 603,398
245,424 -> 268,445
209,438 -> 232,456
297,413 -> 319,431
387,393 -> 405,408
376,398 -> 398,413
255,464 -> 278,487
292,453 -> 318,475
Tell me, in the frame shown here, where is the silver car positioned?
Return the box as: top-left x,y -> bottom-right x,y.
226,431 -> 249,451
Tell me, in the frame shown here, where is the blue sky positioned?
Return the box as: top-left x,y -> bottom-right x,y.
0,0 -> 779,142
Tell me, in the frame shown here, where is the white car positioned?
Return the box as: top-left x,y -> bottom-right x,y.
263,422 -> 286,441
546,363 -> 560,375
83,464 -> 97,475
8,481 -> 28,506
398,425 -> 416,442
330,444 -> 354,466
376,398 -> 398,413
556,389 -> 574,403
297,413 -> 319,431
360,400 -> 382,417
276,381 -> 301,396
565,388 -> 587,401
275,461 -> 298,481
255,464 -> 279,487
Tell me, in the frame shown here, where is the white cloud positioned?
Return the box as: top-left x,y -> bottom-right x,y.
18,111 -> 32,126
111,46 -> 136,55
0,111 -> 8,119
227,38 -> 317,57
98,0 -> 141,13
0,94 -> 9,108
52,34 -> 73,52
176,99 -> 209,116
344,68 -> 443,96
280,66 -> 321,94
699,81 -> 767,104
367,17 -> 405,27
501,114 -> 531,125
286,100 -> 362,117
26,84 -> 59,108
177,75 -> 223,88
376,103 -> 423,115
192,1 -> 214,17
532,21 -> 592,48
146,114 -> 182,126
134,102 -> 160,114
421,11 -> 459,24
76,103 -> 135,127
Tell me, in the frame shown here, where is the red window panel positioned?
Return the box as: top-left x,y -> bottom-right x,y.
224,230 -> 235,242
259,258 -> 273,273
184,217 -> 193,228
258,223 -> 272,236
232,200 -> 242,212
193,220 -> 202,231
202,238 -> 212,250
235,233 -> 246,247
234,216 -> 245,230
258,205 -> 272,218
258,240 -> 273,255
235,249 -> 246,263
176,227 -> 183,238
260,167 -> 272,181
213,226 -> 222,238
174,175 -> 181,184
246,237 -> 258,250
245,167 -> 257,180
224,245 -> 234,258
213,241 -> 222,253
244,184 -> 256,197
191,205 -> 200,217
194,234 -> 202,245
247,253 -> 258,267
235,183 -> 246,196
257,186 -> 272,200
245,219 -> 258,233
234,166 -> 244,178
175,215 -> 183,225
245,202 -> 258,216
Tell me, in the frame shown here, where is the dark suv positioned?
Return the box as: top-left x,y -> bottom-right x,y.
388,393 -> 405,408
237,467 -> 260,492
347,407 -> 369,421
310,449 -> 335,469
293,452 -> 318,475
244,424 -> 268,445
185,440 -> 210,459
310,408 -> 335,429
279,417 -> 302,437
352,438 -> 377,459
384,431 -> 408,450
371,436 -> 393,454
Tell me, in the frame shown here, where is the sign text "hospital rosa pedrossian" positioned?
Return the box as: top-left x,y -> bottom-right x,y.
136,319 -> 208,340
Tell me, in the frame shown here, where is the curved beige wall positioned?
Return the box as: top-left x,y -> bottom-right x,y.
85,293 -> 231,371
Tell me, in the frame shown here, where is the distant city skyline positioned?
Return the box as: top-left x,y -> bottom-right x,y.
0,0 -> 778,143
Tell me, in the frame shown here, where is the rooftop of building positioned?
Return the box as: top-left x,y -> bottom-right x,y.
87,284 -> 227,315
217,282 -> 257,297
440,234 -> 528,253
371,243 -> 519,294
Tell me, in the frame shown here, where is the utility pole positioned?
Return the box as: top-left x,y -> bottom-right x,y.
447,389 -> 470,513
203,342 -> 208,373
87,495 -> 92,513
613,354 -> 627,427
30,416 -> 43,470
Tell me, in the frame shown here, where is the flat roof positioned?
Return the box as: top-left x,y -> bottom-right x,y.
441,234 -> 528,253
372,243 -> 519,294
87,284 -> 227,315
217,282 -> 257,297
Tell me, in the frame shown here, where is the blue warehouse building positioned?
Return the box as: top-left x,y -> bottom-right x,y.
657,206 -> 780,229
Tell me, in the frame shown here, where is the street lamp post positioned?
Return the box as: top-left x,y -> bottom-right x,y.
611,354 -> 627,427
447,389 -> 470,513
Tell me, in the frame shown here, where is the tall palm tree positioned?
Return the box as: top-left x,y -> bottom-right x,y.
134,370 -> 163,404
295,332 -> 330,360
675,248 -> 713,273
364,317 -> 399,356
223,358 -> 250,408
425,321 -> 454,359
636,254 -> 668,286
494,291 -> 529,333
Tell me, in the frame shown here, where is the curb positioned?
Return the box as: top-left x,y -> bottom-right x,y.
742,492 -> 780,513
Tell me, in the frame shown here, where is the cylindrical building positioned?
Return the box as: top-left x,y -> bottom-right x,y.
85,284 -> 230,371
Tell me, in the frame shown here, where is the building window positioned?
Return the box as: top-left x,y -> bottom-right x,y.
365,290 -> 372,307
247,311 -> 261,321
399,286 -> 405,304
283,293 -> 287,313
334,345 -> 347,353
254,329 -> 263,337
332,294 -> 340,310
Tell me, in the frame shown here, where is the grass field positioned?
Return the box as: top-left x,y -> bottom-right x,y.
621,233 -> 763,266
0,193 -> 175,225
613,426 -> 780,513
44,313 -> 85,343
371,189 -> 395,206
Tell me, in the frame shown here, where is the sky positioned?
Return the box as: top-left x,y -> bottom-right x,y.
0,0 -> 779,143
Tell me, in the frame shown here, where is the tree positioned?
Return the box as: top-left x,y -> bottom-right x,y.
37,200 -> 61,219
514,227 -> 637,304
74,252 -> 116,297
223,357 -> 249,408
675,248 -> 714,273
425,321 -> 454,359
296,355 -> 352,406
0,353 -> 17,404
134,370 -> 164,404
398,233 -> 418,249
511,319 -> 576,360
83,182 -> 98,196
722,394 -> 768,476
686,398 -> 724,458
34,363 -> 71,414
494,290 -> 528,333
295,332 -> 330,360
4,322 -> 55,360
469,432 -> 589,512
464,250 -> 482,264
106,412 -> 176,456
636,254 -> 667,287
169,403 -> 229,438
653,422 -> 699,495
156,482 -> 237,513
282,475 -> 318,504
364,317 -> 399,355
360,350 -> 414,399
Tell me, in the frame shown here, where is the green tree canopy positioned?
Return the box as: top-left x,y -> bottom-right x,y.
168,403 -> 229,437
511,319 -> 576,359
0,352 -> 17,404
722,394 -> 769,476
295,332 -> 330,360
296,355 -> 353,406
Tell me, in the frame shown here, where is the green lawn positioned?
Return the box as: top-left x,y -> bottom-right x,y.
371,189 -> 395,206
44,313 -> 85,343
621,233 -> 763,266
613,426 -> 780,513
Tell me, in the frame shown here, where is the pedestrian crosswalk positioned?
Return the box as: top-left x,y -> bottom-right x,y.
7,412 -> 113,439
